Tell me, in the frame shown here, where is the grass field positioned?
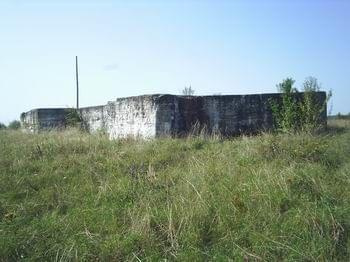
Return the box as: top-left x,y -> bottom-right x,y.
1,120 -> 349,261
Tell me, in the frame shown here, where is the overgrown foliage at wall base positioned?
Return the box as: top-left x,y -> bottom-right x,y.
64,108 -> 83,129
270,77 -> 331,133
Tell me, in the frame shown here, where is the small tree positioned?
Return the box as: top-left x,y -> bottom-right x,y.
8,120 -> 21,130
277,77 -> 298,93
271,77 -> 300,132
182,85 -> 195,96
271,76 -> 331,133
0,122 -> 6,129
65,108 -> 83,128
302,76 -> 321,92
300,77 -> 331,131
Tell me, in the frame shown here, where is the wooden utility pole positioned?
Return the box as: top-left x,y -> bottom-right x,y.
75,56 -> 79,109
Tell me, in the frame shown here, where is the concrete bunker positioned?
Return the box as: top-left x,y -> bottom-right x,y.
20,92 -> 327,139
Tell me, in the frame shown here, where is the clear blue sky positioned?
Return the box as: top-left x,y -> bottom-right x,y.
1,0 -> 349,124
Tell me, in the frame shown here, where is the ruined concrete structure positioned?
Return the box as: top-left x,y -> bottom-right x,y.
21,92 -> 327,139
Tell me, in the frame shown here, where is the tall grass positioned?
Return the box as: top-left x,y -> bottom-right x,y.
0,121 -> 349,260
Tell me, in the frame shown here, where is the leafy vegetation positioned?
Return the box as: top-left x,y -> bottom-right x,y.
182,86 -> 195,96
7,120 -> 21,130
271,77 -> 332,133
65,108 -> 83,129
0,120 -> 349,260
271,77 -> 299,132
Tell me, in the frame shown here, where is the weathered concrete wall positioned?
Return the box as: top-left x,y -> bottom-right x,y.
82,95 -> 158,139
21,96 -> 158,138
21,110 -> 38,132
154,92 -> 326,136
154,94 -> 274,136
21,108 -> 66,132
79,106 -> 104,133
21,92 -> 327,138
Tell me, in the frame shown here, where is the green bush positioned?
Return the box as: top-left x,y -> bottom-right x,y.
8,120 -> 21,130
0,122 -> 6,129
270,77 -> 300,132
300,77 -> 331,131
271,77 -> 331,133
64,108 -> 83,128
